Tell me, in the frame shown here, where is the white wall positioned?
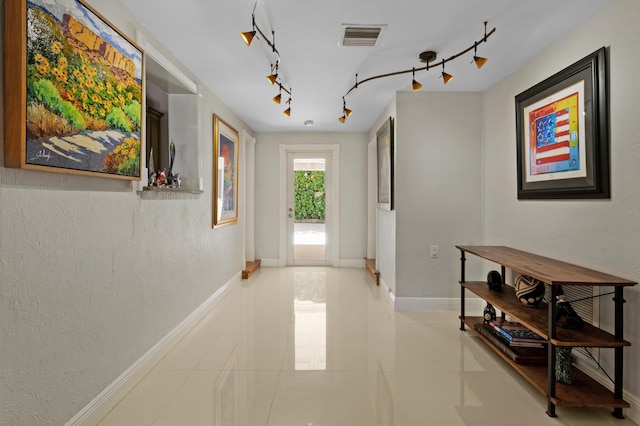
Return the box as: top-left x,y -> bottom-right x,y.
483,0 -> 640,410
0,1 -> 253,424
395,92 -> 484,300
254,132 -> 368,264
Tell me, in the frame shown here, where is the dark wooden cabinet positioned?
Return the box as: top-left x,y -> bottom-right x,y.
146,107 -> 163,172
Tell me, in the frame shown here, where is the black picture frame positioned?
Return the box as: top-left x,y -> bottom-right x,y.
515,47 -> 609,199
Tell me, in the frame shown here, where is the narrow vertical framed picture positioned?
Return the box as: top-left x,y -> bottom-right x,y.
377,117 -> 394,210
212,114 -> 239,227
4,0 -> 144,179
515,47 -> 609,199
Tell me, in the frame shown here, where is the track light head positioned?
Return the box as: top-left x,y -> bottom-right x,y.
241,30 -> 256,46
283,107 -> 291,117
266,73 -> 278,85
338,115 -> 346,123
473,56 -> 488,69
272,93 -> 281,104
411,67 -> 422,92
442,71 -> 453,84
345,108 -> 352,117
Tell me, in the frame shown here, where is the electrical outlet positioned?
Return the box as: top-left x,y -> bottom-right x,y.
430,245 -> 439,258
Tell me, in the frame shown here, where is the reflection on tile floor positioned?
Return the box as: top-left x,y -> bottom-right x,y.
98,267 -> 638,426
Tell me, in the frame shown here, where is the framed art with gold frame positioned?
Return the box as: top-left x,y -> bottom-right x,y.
212,114 -> 239,227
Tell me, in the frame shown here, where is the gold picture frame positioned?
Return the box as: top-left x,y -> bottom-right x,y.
212,114 -> 239,227
4,0 -> 144,180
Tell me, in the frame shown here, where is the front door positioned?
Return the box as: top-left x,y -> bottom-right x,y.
287,152 -> 331,265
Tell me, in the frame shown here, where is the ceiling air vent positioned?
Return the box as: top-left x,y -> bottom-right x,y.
340,24 -> 386,47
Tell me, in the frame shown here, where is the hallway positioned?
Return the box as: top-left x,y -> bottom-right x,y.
97,267 -> 636,425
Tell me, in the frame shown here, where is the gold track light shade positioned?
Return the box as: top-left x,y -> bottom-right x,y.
473,55 -> 487,69
273,86 -> 282,104
339,97 -> 352,123
472,41 -> 488,69
412,68 -> 422,92
266,73 -> 278,85
241,30 -> 256,46
441,63 -> 453,84
283,107 -> 291,116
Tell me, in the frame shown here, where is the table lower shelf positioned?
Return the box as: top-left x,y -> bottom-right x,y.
462,316 -> 629,409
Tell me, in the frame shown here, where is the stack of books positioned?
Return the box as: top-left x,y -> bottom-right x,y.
488,321 -> 546,348
473,321 -> 547,364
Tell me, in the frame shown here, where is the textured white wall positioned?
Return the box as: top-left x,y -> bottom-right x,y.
0,1 -> 251,424
394,92 -> 484,299
254,132 -> 368,263
483,0 -> 640,403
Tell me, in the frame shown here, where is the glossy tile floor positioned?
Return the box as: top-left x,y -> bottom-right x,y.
98,267 -> 638,426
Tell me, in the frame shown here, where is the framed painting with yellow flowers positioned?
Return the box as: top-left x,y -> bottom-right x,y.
4,0 -> 144,180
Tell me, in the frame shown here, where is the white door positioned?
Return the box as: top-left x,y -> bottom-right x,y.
287,152 -> 332,266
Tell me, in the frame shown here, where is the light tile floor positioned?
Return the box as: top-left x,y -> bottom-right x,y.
98,267 -> 638,426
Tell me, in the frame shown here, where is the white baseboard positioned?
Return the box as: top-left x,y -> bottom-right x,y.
339,259 -> 366,268
394,296 -> 484,312
259,259 -> 366,268
65,272 -> 242,426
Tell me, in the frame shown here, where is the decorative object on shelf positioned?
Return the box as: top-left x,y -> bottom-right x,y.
556,295 -> 585,330
213,114 -> 239,227
148,147 -> 156,186
376,117 -> 394,210
515,47 -> 609,199
156,170 -> 166,186
169,139 -> 176,173
338,22 -> 495,123
514,274 -> 545,307
486,270 -> 502,291
483,303 -> 496,324
240,3 -> 293,116
555,347 -> 574,385
4,0 -> 144,180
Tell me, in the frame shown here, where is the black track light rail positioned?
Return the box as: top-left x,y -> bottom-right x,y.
342,22 -> 496,99
246,12 -> 292,98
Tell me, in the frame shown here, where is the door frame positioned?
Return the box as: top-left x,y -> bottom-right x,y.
279,144 -> 340,267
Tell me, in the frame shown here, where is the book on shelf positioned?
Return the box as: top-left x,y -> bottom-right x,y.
473,323 -> 547,364
488,320 -> 546,345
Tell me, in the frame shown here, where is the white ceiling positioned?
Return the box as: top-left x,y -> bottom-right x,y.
118,0 -> 613,133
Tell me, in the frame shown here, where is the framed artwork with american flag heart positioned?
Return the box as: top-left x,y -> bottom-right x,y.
515,47 -> 609,199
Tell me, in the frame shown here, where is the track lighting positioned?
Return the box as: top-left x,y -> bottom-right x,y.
338,97 -> 353,123
267,63 -> 278,85
283,96 -> 291,116
411,68 -> 422,92
441,64 -> 453,84
240,15 -> 257,46
273,86 -> 282,104
339,22 -> 495,123
240,6 -> 293,113
472,42 -> 487,69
